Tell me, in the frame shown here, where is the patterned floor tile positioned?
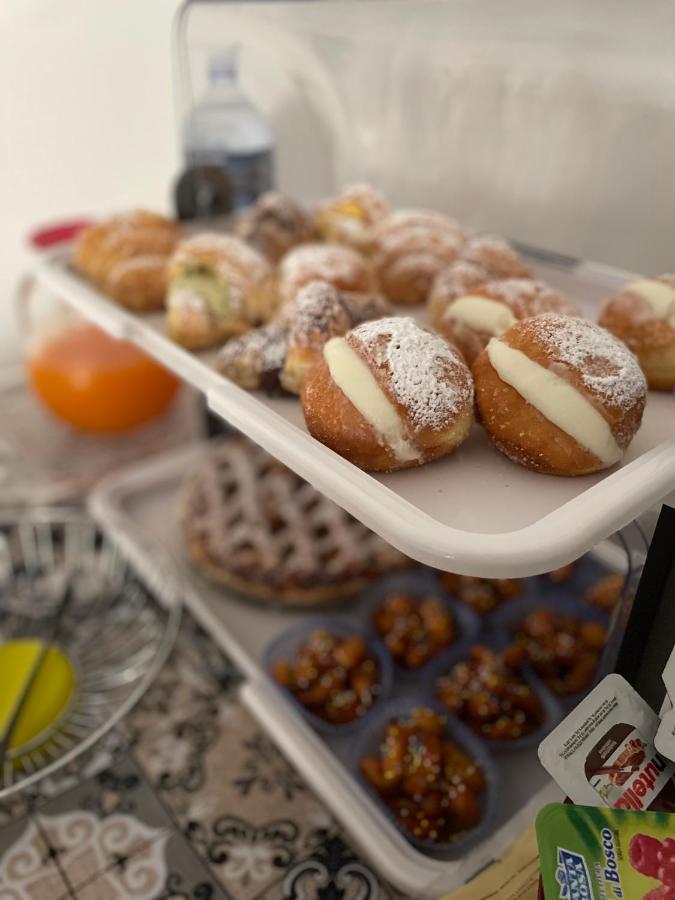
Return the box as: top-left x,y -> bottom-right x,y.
123,617 -> 240,750
73,829 -> 230,900
36,754 -> 174,891
0,730 -> 130,830
132,696 -> 396,900
0,815 -> 72,899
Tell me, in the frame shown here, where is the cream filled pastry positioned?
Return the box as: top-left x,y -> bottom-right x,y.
599,275 -> 675,391
302,316 -> 474,472
314,184 -> 389,254
428,236 -> 531,329
473,313 -> 647,476
166,234 -> 273,350
372,210 -> 465,305
278,242 -> 376,305
436,278 -> 580,365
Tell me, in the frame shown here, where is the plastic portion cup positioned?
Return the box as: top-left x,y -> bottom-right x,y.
358,570 -> 481,680
426,632 -> 564,753
262,616 -> 393,737
348,696 -> 500,859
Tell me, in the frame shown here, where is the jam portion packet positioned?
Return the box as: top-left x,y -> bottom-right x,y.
656,644 -> 675,765
538,674 -> 675,813
536,803 -> 675,900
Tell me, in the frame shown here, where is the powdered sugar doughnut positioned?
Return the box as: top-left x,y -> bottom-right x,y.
473,313 -> 647,476
235,192 -> 314,263
428,236 -> 531,328
461,235 -> 532,280
315,184 -> 389,253
302,316 -> 474,471
278,243 -> 376,304
428,260 -> 492,329
437,278 -> 580,365
598,275 -> 675,391
281,281 -> 352,395
373,210 -> 465,305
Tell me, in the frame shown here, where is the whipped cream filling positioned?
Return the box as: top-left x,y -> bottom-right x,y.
446,295 -> 516,335
323,337 -> 418,463
627,279 -> 675,325
487,338 -> 623,466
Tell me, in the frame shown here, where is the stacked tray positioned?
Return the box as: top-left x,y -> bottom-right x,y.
89,442 -> 643,896
36,248 -> 675,578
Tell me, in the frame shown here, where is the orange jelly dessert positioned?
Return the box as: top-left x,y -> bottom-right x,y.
28,322 -> 179,432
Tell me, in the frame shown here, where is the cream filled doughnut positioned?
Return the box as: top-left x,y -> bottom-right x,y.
373,210 -> 465,305
473,313 -> 647,476
437,278 -> 580,365
302,316 -> 474,472
278,243 -> 376,305
460,235 -> 532,280
428,236 -> 531,329
281,281 -> 353,395
598,275 -> 675,391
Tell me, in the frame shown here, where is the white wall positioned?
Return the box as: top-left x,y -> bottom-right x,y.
0,0 -> 181,361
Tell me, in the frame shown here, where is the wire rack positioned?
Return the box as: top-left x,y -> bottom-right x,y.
0,507 -> 181,799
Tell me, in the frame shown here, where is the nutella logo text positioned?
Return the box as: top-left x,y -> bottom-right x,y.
614,752 -> 669,811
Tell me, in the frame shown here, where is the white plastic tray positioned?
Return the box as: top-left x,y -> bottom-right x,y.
89,442 -> 571,898
38,249 -> 675,577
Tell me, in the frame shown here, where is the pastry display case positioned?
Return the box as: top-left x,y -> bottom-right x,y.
24,1 -> 675,895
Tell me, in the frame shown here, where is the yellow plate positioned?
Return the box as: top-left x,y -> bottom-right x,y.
0,639 -> 76,754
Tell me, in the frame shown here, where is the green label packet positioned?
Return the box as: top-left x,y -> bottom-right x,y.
536,803 -> 675,900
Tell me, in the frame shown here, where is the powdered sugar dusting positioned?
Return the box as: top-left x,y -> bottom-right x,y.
376,227 -> 463,260
173,233 -> 270,282
290,281 -> 350,344
480,278 -> 577,315
461,234 -> 530,278
376,209 -> 461,234
217,323 -> 288,373
280,243 -> 368,295
431,260 -> 490,308
529,313 -> 647,409
351,316 -> 473,429
107,254 -> 167,282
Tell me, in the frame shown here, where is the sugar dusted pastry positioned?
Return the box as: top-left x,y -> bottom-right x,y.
437,278 -> 580,365
281,281 -> 352,394
234,191 -> 314,263
278,242 -> 376,305
460,234 -> 531,280
216,282 -> 390,395
598,276 -> 675,391
428,235 -> 531,328
473,313 -> 647,476
373,210 -> 465,305
215,323 -> 289,393
73,210 -> 182,311
428,260 -> 493,329
166,234 -> 273,351
315,184 -> 389,253
302,316 -> 474,472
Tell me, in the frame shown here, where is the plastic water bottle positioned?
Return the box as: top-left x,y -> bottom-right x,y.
183,47 -> 274,211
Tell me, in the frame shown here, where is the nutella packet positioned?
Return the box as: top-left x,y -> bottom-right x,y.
538,674 -> 675,813
656,645 -> 675,764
